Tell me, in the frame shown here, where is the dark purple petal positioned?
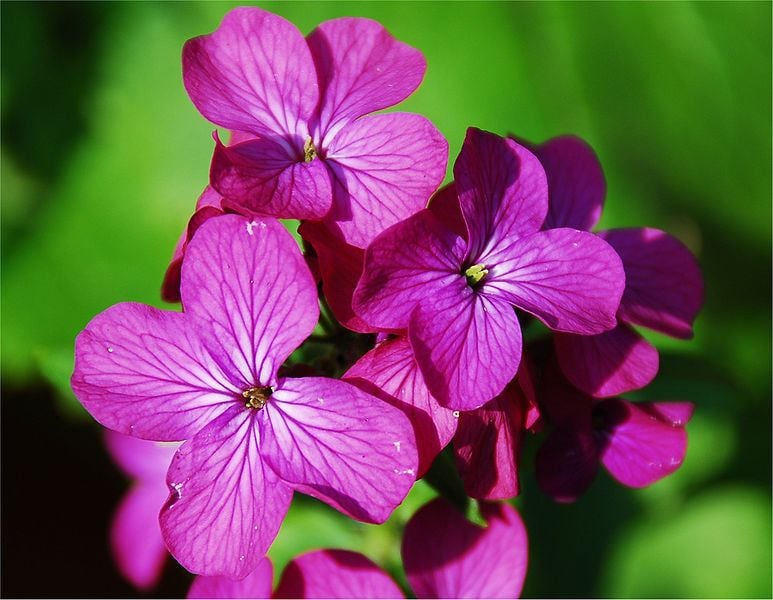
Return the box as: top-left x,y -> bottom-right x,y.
307,17 -> 426,143
211,136 -> 332,220
598,228 -> 704,339
262,377 -> 418,523
160,406 -> 292,579
323,112 -> 448,248
353,209 -> 466,330
428,182 -> 467,240
188,557 -> 273,599
535,427 -> 599,503
539,357 -> 593,428
181,215 -> 318,388
554,323 -> 659,398
274,550 -> 403,599
455,128 -> 548,259
183,7 -> 316,138
344,336 -> 457,476
410,287 -> 522,411
534,135 -> 605,231
482,228 -> 625,335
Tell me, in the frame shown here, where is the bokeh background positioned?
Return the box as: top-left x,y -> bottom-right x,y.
2,1 -> 771,597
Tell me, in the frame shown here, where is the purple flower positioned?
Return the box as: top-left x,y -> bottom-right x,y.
531,136 -> 705,397
72,214 -> 418,578
354,128 -> 626,411
184,7 -> 448,248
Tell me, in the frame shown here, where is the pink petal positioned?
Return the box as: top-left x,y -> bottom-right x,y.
554,323 -> 659,398
72,303 -> 240,441
160,406 -> 293,579
535,427 -> 599,503
534,135 -> 605,231
409,286 -> 522,411
455,128 -> 547,259
482,228 -> 625,335
597,399 -> 689,488
646,401 -> 695,426
402,498 -> 528,599
274,549 -> 403,599
183,7 -> 316,139
343,336 -> 457,477
307,17 -> 426,144
210,135 -> 332,220
110,482 -> 169,591
188,557 -> 273,599
262,377 -> 418,523
104,430 -> 179,480
598,228 -> 704,339
353,209 -> 466,330
323,112 -> 448,248
428,182 -> 467,240
181,215 -> 318,388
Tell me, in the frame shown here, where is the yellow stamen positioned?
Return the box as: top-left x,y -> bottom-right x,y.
303,136 -> 317,162
464,263 -> 489,287
242,386 -> 272,410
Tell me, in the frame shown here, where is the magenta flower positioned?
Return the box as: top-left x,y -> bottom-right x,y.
535,361 -> 694,502
184,7 -> 448,248
354,128 -> 626,411
104,432 -> 179,590
531,136 -> 704,397
72,214 -> 418,578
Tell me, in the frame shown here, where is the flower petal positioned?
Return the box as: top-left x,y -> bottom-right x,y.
211,136 -> 332,220
482,228 -> 625,334
402,498 -> 528,599
354,209 -> 466,330
307,17 -> 426,143
323,112 -> 448,248
428,182 -> 467,240
455,128 -> 548,259
535,427 -> 599,503
160,406 -> 292,579
188,557 -> 273,599
262,377 -> 418,523
274,550 -> 403,599
598,228 -> 704,339
72,303 -> 240,441
344,336 -> 457,477
104,431 -> 179,480
181,215 -> 318,387
409,287 -> 522,411
554,323 -> 659,398
646,401 -> 695,426
183,7 -> 316,138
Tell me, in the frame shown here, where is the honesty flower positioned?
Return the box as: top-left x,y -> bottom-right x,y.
184,7 -> 448,248
354,128 -> 626,411
531,136 -> 704,397
72,214 -> 418,578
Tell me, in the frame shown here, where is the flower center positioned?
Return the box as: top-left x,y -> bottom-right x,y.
464,263 -> 489,287
303,136 -> 317,162
242,386 -> 272,410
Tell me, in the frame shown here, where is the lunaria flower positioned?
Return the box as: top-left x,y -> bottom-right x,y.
535,359 -> 694,502
72,214 -> 418,578
530,135 -> 704,397
189,497 -> 528,599
184,7 -> 448,247
354,127 -> 626,411
104,431 -> 179,590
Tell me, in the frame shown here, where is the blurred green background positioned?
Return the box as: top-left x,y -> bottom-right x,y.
2,1 -> 770,597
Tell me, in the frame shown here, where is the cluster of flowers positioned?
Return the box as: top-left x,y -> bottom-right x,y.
71,6 -> 704,597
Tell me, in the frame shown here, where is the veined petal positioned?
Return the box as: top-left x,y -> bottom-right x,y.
104,431 -> 179,481
482,228 -> 625,334
274,550 -> 403,599
402,499 -> 528,599
262,377 -> 417,523
598,228 -> 704,339
307,17 -> 426,143
554,324 -> 659,398
211,136 -> 332,220
160,406 -> 292,579
455,128 -> 548,260
409,287 -> 522,411
181,215 -> 318,387
72,303 -> 241,441
354,209 -> 466,330
183,7 -> 316,139
323,112 -> 448,248
188,557 -> 273,599
344,336 -> 457,477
